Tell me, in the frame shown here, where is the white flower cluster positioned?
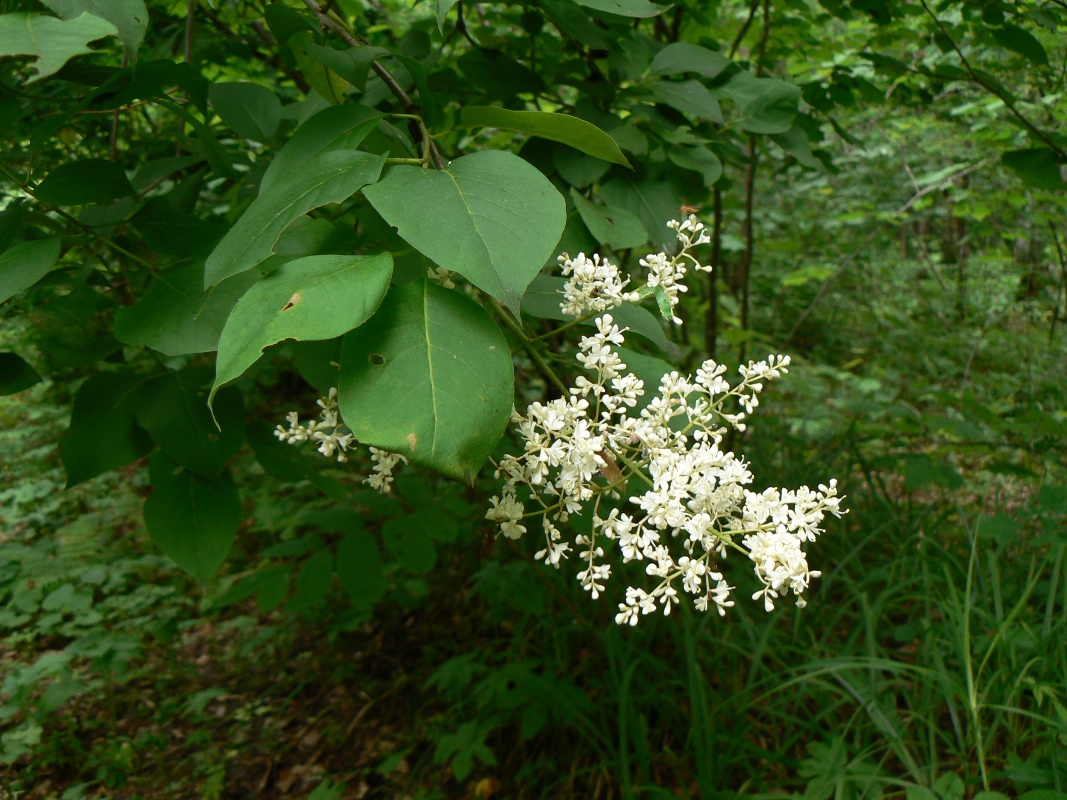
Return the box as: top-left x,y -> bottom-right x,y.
275,388 -> 405,491
558,214 -> 712,324
275,387 -> 354,462
487,218 -> 844,625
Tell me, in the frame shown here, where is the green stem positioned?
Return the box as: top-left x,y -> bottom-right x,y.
490,298 -> 569,395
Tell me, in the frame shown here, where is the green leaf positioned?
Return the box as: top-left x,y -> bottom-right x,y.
0,12 -> 118,82
667,145 -> 723,186
137,366 -> 245,477
204,149 -> 385,287
263,2 -> 317,46
0,353 -> 41,395
364,151 -> 566,313
114,261 -> 264,356
144,452 -> 241,583
289,31 -> 350,104
336,533 -> 387,605
292,41 -> 387,92
0,238 -> 62,304
572,0 -> 667,18
59,370 -> 152,486
129,198 -> 227,257
570,189 -> 648,250
600,177 -> 680,247
458,106 -> 631,168
338,281 -> 514,481
35,158 -> 135,206
382,516 -> 437,574
39,0 -> 148,60
436,0 -> 460,32
651,80 -> 722,122
553,147 -> 611,188
1002,148 -> 1064,191
770,125 -> 821,169
287,549 -> 333,611
212,253 -> 393,405
992,24 -> 1049,66
649,42 -> 732,79
209,82 -> 281,142
723,72 -> 800,135
522,275 -> 674,354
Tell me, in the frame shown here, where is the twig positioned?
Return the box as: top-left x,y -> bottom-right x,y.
176,0 -> 196,157
727,0 -> 760,58
301,0 -> 445,169
489,297 -> 569,396
1048,222 -> 1067,345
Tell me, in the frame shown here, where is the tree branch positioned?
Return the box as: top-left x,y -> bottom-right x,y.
301,0 -> 445,169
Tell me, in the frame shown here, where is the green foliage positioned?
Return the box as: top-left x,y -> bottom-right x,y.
0,0 -> 1064,794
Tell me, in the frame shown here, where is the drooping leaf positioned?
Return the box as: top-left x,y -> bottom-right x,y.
209,81 -> 282,142
436,0 -> 461,32
456,49 -> 545,99
992,24 -> 1049,66
212,253 -> 393,405
521,274 -> 674,354
204,150 -> 385,287
35,159 -> 135,206
0,238 -> 62,304
1002,148 -> 1063,191
364,150 -> 566,313
39,0 -> 148,60
129,198 -> 227,257
651,80 -> 722,122
286,549 -> 334,612
0,353 -> 41,395
570,189 -> 648,250
0,12 -> 118,82
59,370 -> 152,486
290,39 -> 387,92
572,0 -> 667,18
263,2 -> 317,46
336,533 -> 387,605
137,366 -> 245,477
114,262 -> 264,356
338,281 -> 514,481
553,147 -> 611,188
144,452 -> 241,583
458,106 -> 630,167
649,42 -> 732,79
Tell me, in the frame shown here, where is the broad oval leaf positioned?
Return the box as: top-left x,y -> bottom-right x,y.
650,42 -> 732,79
458,106 -> 630,167
722,72 -> 801,135
992,24 -> 1048,67
667,145 -> 723,186
0,238 -> 61,304
204,149 -> 385,287
338,281 -> 513,481
212,253 -> 393,405
651,79 -> 722,122
144,452 -> 241,583
363,150 -> 566,313
36,159 -> 135,206
58,370 -> 152,487
0,12 -> 118,82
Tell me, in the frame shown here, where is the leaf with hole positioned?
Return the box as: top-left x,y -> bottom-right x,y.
212,253 -> 393,407
364,150 -> 566,313
0,12 -> 118,82
338,281 -> 513,481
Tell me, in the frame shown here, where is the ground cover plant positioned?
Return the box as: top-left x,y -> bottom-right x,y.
0,0 -> 1065,797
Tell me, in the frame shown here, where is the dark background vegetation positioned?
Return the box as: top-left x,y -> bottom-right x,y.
1,0 -> 1065,798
